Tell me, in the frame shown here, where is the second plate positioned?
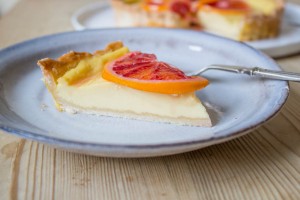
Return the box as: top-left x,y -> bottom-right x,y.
71,1 -> 300,58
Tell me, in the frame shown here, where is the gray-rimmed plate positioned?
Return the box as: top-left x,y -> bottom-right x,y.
0,28 -> 289,157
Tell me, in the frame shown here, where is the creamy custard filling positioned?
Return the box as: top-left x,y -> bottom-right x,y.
56,77 -> 209,119
198,11 -> 245,39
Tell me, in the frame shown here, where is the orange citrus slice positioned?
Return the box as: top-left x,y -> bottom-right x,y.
143,0 -> 169,12
199,0 -> 249,14
102,52 -> 209,94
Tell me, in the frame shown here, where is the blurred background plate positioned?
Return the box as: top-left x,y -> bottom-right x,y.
71,1 -> 300,58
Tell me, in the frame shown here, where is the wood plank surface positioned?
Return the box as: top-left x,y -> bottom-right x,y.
0,0 -> 300,199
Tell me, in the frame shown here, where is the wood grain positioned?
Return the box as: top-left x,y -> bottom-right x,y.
0,0 -> 300,199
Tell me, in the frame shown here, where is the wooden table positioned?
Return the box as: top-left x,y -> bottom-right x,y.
0,0 -> 300,199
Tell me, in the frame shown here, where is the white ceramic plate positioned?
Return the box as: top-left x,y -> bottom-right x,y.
71,2 -> 300,58
0,29 -> 289,157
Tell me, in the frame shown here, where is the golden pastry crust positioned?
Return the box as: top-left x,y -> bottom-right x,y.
61,102 -> 212,127
38,52 -> 92,84
37,42 -> 124,109
37,41 -> 124,84
238,0 -> 284,41
239,12 -> 282,41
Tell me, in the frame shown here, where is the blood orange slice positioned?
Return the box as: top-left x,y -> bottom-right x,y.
102,52 -> 209,94
199,0 -> 249,14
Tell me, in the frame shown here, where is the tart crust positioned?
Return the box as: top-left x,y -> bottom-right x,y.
59,102 -> 212,127
38,42 -> 124,110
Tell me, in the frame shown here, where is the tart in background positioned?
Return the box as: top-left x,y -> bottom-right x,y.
197,0 -> 284,41
111,0 -> 284,41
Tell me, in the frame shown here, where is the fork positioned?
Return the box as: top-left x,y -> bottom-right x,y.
189,64 -> 300,82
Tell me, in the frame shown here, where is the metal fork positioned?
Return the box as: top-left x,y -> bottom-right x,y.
189,64 -> 300,82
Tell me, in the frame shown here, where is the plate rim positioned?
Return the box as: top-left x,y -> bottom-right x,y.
0,28 -> 290,152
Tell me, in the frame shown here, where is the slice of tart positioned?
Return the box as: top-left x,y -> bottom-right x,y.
197,0 -> 284,41
37,42 -> 211,127
111,0 -> 284,41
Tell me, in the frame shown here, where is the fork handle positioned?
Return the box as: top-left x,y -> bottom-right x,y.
251,67 -> 300,82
